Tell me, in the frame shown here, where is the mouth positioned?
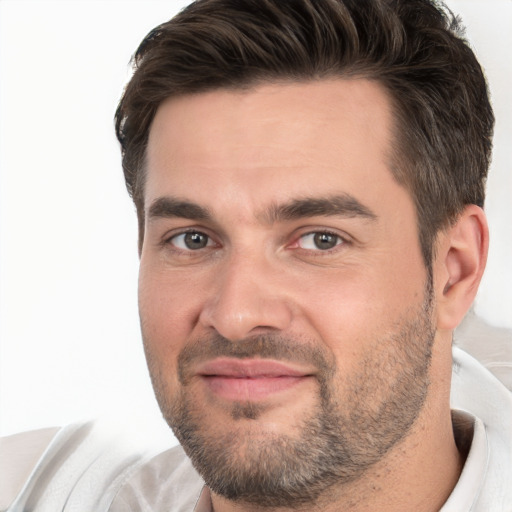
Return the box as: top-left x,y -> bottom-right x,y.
196,358 -> 314,401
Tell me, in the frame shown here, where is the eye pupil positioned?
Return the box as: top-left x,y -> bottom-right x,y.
184,232 -> 208,249
313,232 -> 338,250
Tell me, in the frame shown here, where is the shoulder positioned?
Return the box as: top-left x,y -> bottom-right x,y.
0,422 -> 201,512
451,346 -> 512,509
110,443 -> 204,511
454,312 -> 512,391
1,422 -> 126,510
0,426 -> 60,511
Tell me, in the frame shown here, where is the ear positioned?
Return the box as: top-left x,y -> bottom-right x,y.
435,205 -> 489,331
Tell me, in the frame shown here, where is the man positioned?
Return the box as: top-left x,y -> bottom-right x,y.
2,0 -> 511,511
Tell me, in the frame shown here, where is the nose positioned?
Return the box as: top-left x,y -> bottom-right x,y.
198,253 -> 293,341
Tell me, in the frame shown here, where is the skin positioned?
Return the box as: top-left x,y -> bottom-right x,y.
139,79 -> 488,511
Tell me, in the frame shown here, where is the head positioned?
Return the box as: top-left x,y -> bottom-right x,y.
116,0 -> 493,268
116,0 -> 492,508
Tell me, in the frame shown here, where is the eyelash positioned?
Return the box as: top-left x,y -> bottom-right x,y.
162,228 -> 349,255
162,229 -> 217,252
295,230 -> 347,251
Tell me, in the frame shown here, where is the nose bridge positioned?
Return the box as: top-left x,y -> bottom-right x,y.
198,248 -> 292,340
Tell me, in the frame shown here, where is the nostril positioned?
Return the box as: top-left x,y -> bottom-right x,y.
198,295 -> 293,342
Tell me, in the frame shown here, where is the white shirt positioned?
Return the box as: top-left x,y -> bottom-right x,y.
2,347 -> 511,512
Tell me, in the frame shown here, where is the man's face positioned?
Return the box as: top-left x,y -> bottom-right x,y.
139,80 -> 435,506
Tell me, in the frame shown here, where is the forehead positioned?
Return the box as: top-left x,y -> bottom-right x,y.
145,79 -> 402,215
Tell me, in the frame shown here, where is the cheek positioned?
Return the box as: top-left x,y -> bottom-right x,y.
290,275 -> 372,370
294,260 -> 425,360
138,265 -> 201,372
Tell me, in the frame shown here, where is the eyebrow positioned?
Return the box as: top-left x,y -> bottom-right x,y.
147,194 -> 377,224
262,194 -> 377,224
148,197 -> 212,222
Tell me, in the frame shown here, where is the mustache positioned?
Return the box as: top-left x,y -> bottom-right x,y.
177,333 -> 336,385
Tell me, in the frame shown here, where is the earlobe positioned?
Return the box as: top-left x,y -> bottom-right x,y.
436,205 -> 489,330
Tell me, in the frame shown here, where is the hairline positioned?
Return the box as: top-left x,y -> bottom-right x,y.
134,75 -> 438,267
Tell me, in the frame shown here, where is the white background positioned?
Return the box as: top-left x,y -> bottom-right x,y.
0,0 -> 511,438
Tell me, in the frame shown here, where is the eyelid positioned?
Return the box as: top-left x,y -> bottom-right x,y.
299,232 -> 342,248
289,228 -> 352,253
160,227 -> 219,250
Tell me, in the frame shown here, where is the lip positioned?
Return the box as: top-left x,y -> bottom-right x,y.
196,358 -> 314,401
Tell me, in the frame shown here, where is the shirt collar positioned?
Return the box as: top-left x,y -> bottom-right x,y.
440,410 -> 488,511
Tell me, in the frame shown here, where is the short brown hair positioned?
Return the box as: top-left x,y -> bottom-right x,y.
115,0 -> 494,264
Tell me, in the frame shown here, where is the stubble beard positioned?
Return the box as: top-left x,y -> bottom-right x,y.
144,287 -> 435,508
